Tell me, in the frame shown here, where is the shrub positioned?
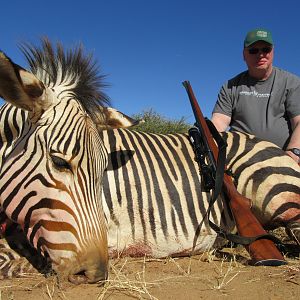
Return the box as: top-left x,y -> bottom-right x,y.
131,109 -> 191,134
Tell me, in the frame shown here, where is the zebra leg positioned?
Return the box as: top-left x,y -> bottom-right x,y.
251,192 -> 300,246
224,131 -> 300,246
0,224 -> 53,278
0,238 -> 39,279
285,222 -> 300,246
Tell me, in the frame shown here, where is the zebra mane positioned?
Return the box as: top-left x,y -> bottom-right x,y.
18,37 -> 110,122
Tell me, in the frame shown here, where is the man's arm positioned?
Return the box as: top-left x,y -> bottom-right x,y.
211,112 -> 231,132
285,115 -> 300,163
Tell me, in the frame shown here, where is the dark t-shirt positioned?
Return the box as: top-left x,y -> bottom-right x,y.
213,67 -> 300,148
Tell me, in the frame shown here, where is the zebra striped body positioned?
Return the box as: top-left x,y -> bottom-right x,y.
0,39 -> 133,283
102,129 -> 300,257
0,115 -> 299,280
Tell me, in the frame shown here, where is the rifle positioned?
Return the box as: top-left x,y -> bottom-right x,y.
183,80 -> 286,266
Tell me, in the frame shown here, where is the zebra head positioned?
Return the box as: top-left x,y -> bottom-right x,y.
0,39 -> 136,283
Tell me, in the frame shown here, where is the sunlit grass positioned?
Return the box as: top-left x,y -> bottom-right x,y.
131,109 -> 191,134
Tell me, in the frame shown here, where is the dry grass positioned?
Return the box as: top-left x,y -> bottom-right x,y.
96,245 -> 244,299
0,242 -> 299,300
97,257 -> 160,300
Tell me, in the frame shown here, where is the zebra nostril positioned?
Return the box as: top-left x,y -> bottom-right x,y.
68,267 -> 108,285
68,272 -> 89,285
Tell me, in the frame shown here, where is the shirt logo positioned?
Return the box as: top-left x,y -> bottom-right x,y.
239,90 -> 270,98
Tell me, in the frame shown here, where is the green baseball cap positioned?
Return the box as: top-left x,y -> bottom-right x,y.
244,28 -> 273,48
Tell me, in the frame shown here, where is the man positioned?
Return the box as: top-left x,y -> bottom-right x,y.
211,28 -> 300,163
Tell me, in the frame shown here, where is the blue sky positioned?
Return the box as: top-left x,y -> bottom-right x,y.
1,0 -> 300,123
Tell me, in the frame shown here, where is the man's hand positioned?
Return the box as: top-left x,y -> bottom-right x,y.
286,115 -> 300,165
285,149 -> 300,164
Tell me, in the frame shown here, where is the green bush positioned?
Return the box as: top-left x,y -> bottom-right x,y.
131,109 -> 191,134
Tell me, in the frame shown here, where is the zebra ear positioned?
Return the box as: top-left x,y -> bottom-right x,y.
96,107 -> 144,130
0,51 -> 49,120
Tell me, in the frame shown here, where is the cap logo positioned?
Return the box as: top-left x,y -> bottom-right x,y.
256,30 -> 268,38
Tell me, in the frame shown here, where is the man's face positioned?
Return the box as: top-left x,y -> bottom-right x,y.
243,41 -> 274,76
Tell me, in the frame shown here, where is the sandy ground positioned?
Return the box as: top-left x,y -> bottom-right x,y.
0,229 -> 299,300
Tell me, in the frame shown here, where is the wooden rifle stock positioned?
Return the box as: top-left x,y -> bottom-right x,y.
183,81 -> 286,266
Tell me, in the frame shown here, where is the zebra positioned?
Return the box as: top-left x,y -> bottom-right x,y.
100,128 -> 300,258
0,39 -> 135,283
1,110 -> 299,280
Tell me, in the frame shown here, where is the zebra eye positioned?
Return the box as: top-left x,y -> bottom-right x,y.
50,154 -> 72,171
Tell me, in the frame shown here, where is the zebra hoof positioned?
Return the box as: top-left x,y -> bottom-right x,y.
285,222 -> 300,246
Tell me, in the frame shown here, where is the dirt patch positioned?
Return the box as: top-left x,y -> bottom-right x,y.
0,229 -> 299,300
